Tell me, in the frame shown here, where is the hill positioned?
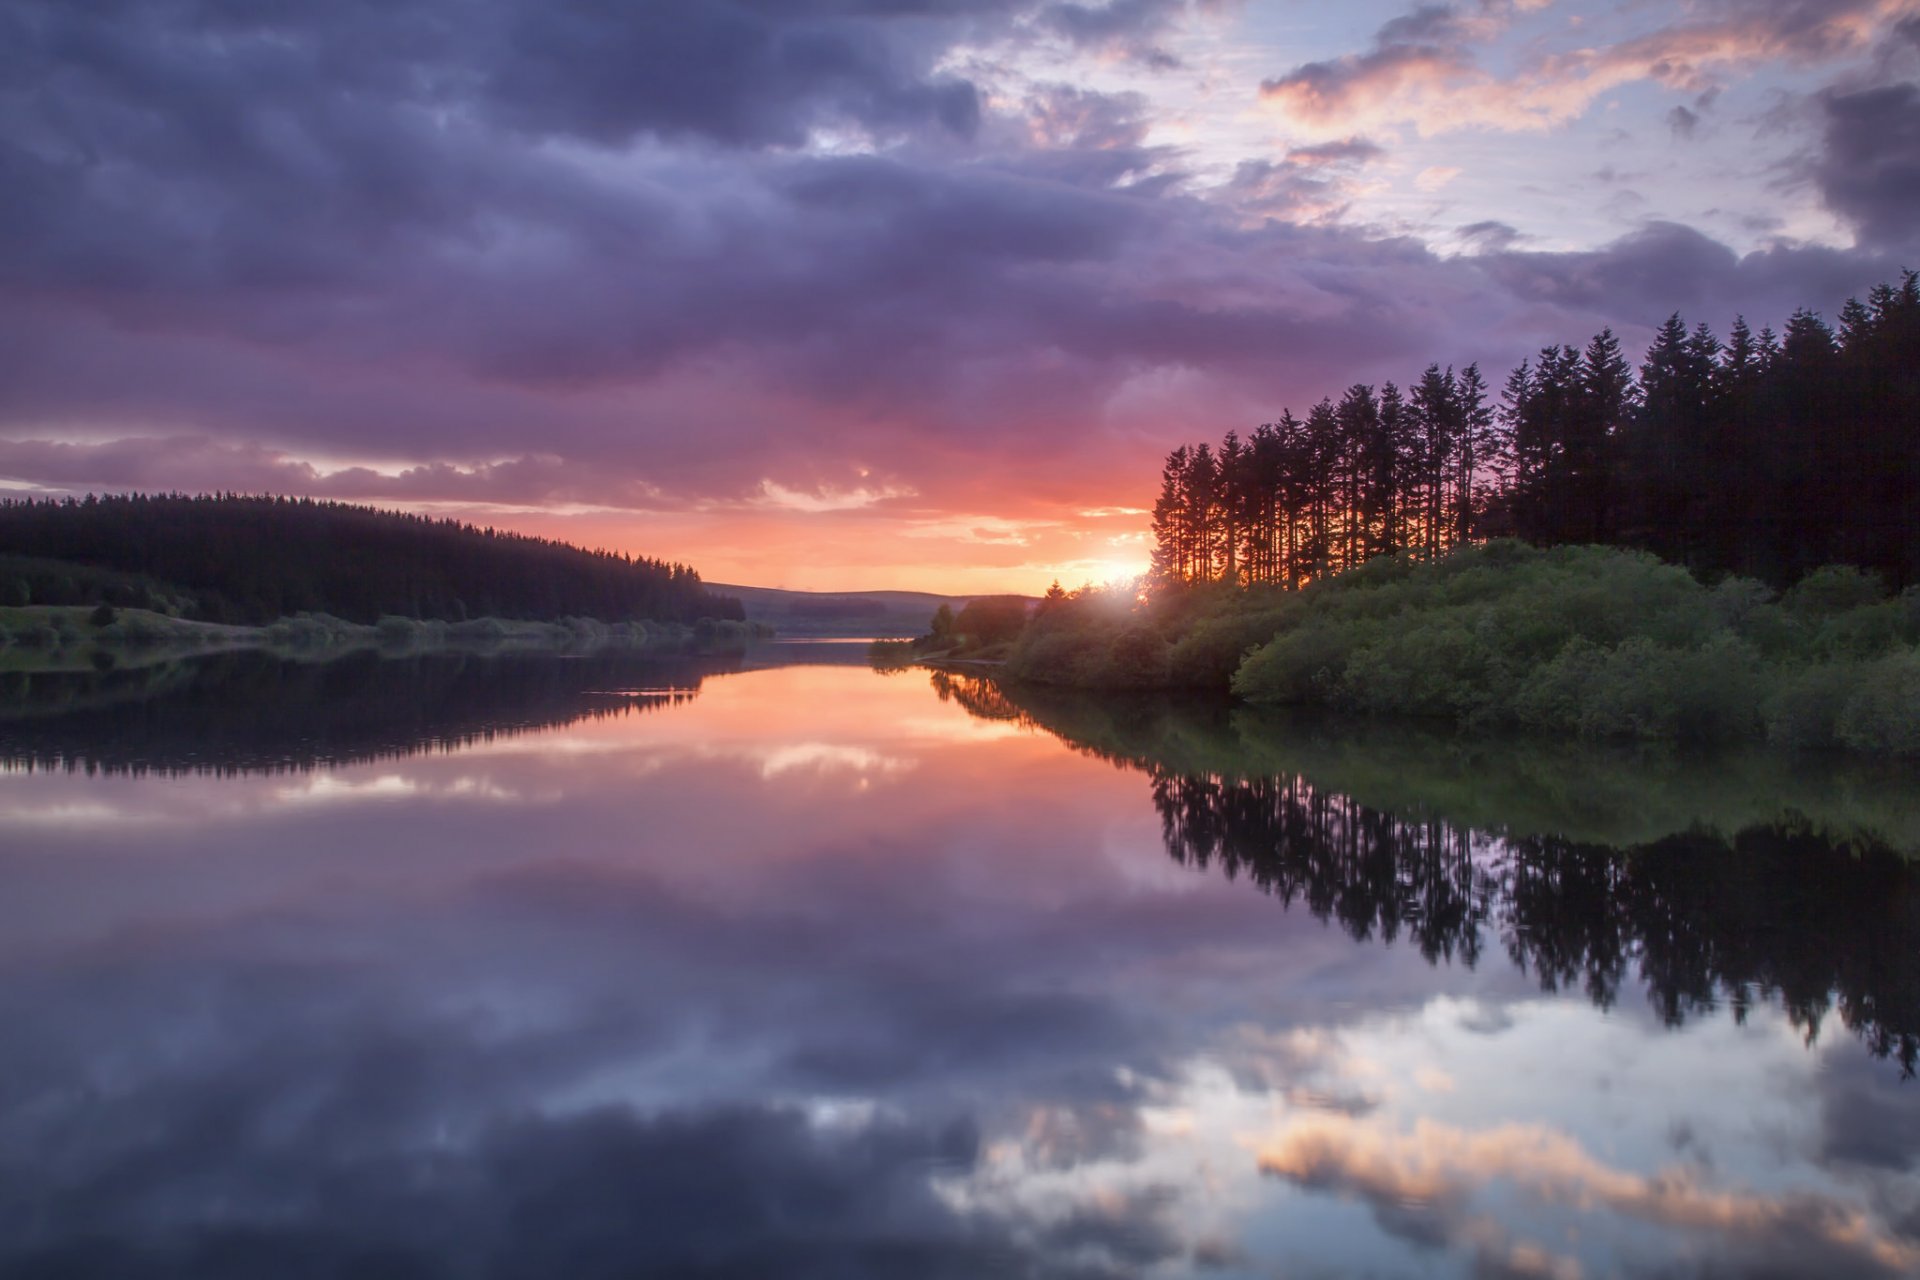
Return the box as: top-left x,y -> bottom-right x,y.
0,494 -> 740,626
711,584 -> 1018,638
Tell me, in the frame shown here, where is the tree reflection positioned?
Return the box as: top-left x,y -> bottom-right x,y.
945,672 -> 1920,1076
1152,770 -> 1491,967
0,648 -> 737,777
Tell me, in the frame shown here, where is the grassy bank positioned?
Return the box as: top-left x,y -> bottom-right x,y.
0,604 -> 773,673
1000,542 -> 1920,754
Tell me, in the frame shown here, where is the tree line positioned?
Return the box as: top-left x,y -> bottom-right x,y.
0,493 -> 743,625
1151,271 -> 1920,589
1153,765 -> 1918,1074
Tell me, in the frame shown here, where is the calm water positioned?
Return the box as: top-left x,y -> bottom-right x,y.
1,645 -> 1917,1279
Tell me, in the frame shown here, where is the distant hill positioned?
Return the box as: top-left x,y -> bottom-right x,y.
712,584 -> 1030,638
0,494 -> 741,626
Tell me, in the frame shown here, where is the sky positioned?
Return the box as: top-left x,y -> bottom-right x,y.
2,0 -> 1918,593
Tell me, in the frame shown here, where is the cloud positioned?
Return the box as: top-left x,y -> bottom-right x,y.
1260,4 -> 1487,133
1036,0 -> 1197,66
1458,220 -> 1524,252
1285,136 -> 1389,167
1813,81 -> 1920,247
0,0 -> 1915,591
1260,0 -> 1917,136
1260,1115 -> 1920,1277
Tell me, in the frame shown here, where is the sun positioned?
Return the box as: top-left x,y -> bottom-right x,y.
1093,557 -> 1149,586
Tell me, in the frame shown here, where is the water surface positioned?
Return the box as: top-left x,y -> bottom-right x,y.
1,647 -> 1916,1278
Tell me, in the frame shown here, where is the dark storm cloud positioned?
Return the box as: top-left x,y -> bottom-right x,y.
1470,220 -> 1899,332
0,1098 -> 1069,1280
1814,82 -> 1920,247
0,0 -> 1912,513
483,0 -> 992,148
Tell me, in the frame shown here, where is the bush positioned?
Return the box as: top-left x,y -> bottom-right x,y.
449,617 -> 509,641
1006,625 -> 1110,685
1511,636 -> 1762,742
1835,651 -> 1920,755
1106,625 -> 1171,688
1783,564 -> 1885,617
1763,661 -> 1858,751
376,615 -> 420,643
1342,623 -> 1504,725
954,596 -> 1031,647
1233,624 -> 1363,705
1167,606 -> 1296,689
995,543 -> 1918,755
88,603 -> 117,627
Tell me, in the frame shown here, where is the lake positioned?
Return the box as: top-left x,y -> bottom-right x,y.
1,643 -> 1916,1278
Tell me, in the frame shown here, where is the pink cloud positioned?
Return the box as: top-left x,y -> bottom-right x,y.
1261,0 -> 1918,136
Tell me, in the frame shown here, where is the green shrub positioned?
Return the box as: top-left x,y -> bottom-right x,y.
1166,606 -> 1294,689
954,596 -> 1031,647
1106,625 -> 1172,688
1783,565 -> 1886,617
1233,624 -> 1360,705
109,613 -> 170,646
449,617 -> 509,641
1763,660 -> 1858,751
376,614 -> 419,643
1835,651 -> 1920,755
1342,623 -> 1503,724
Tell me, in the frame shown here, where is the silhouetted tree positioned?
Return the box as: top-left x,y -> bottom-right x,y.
1149,271 -> 1920,590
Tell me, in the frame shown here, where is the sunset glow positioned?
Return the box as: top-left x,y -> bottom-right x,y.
3,1 -> 1917,591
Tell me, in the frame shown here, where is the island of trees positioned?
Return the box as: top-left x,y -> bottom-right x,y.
940,272 -> 1920,755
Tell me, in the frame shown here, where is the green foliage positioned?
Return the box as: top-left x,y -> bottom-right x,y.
1783,564 -> 1886,617
1165,603 -> 1299,688
377,614 -> 422,643
953,596 -> 1029,646
1012,541 -> 1919,755
1105,625 -> 1171,688
1835,651 -> 1920,755
1226,544 -> 1916,751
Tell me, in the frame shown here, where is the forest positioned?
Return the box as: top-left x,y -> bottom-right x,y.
1150,271 -> 1920,591
986,272 -> 1920,753
0,493 -> 742,626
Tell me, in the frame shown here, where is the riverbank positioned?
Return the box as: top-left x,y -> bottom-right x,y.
0,605 -> 773,673
994,542 -> 1920,755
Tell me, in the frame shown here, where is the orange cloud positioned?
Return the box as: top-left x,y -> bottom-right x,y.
1259,1115 -> 1920,1277
1262,0 -> 1920,136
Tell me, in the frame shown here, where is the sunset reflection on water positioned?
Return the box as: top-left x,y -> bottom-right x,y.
0,648 -> 1914,1279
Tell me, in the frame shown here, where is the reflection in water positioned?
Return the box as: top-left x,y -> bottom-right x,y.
938,672 -> 1920,1077
1156,770 -> 1919,1076
0,648 -> 735,776
0,655 -> 1916,1279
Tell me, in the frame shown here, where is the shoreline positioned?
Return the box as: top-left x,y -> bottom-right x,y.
0,605 -> 772,674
